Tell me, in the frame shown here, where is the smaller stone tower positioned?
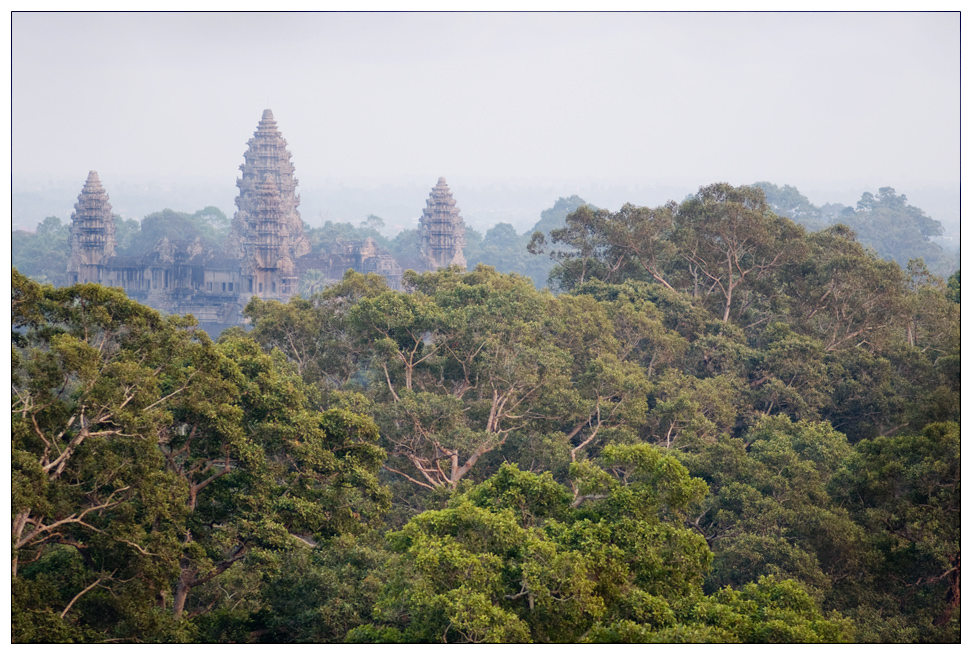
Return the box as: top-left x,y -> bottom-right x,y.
418,177 -> 467,270
67,170 -> 116,285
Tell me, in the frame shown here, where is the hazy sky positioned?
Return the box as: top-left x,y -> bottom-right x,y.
11,11 -> 960,191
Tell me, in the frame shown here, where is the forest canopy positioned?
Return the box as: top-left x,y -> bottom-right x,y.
11,182 -> 960,643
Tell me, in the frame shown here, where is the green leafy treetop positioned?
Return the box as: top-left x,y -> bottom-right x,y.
347,454 -> 853,643
12,269 -> 389,642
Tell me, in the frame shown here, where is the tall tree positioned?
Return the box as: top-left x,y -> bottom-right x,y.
348,455 -> 851,643
349,268 -> 569,490
540,184 -> 805,324
11,270 -> 389,641
12,272 -> 202,640
828,423 -> 961,642
12,216 -> 71,285
752,181 -> 824,229
839,187 -> 953,275
245,271 -> 390,395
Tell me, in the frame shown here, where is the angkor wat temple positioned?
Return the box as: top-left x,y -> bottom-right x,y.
66,109 -> 466,334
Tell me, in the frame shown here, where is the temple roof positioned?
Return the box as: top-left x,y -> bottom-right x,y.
256,108 -> 279,133
103,255 -> 142,268
81,170 -> 107,194
424,177 -> 460,211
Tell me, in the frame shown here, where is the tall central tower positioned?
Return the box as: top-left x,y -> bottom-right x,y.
230,109 -> 309,299
418,177 -> 467,270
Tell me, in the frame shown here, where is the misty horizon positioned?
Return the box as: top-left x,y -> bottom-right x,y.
11,12 -> 960,236
11,172 -> 961,239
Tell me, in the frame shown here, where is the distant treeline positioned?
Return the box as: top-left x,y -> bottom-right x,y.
754,182 -> 957,275
11,183 -> 958,293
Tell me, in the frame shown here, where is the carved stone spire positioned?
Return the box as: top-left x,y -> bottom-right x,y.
241,177 -> 298,297
418,177 -> 467,270
229,109 -> 309,294
67,170 -> 116,284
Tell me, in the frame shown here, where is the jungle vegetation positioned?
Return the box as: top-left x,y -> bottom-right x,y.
11,183 -> 960,643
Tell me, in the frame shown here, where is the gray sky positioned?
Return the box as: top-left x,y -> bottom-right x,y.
11,12 -> 960,195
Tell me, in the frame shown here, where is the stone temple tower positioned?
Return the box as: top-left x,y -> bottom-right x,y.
240,177 -> 300,298
418,177 -> 466,270
67,171 -> 116,285
230,109 -> 309,299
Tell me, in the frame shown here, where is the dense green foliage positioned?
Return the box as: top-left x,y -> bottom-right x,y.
755,182 -> 956,276
14,184 -> 953,285
347,458 -> 851,643
12,271 -> 388,642
753,182 -> 826,230
117,206 -> 230,255
304,218 -> 390,254
298,195 -> 590,291
12,207 -> 230,287
11,182 -> 960,643
12,216 -> 73,285
465,195 -> 591,288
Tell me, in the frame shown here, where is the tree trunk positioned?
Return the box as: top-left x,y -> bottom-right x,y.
11,508 -> 30,578
173,566 -> 194,618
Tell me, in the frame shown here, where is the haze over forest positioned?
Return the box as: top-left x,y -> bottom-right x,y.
11,12 -> 960,241
10,12 -> 963,644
